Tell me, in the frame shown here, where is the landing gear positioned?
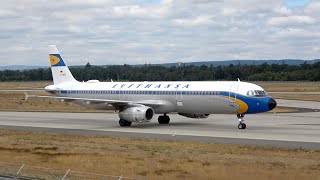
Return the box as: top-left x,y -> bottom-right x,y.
119,119 -> 132,127
158,114 -> 170,124
237,114 -> 246,129
238,123 -> 246,129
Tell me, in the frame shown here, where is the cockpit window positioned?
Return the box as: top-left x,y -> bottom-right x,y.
247,90 -> 267,97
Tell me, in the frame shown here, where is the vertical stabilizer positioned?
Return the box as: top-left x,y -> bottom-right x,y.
48,45 -> 77,84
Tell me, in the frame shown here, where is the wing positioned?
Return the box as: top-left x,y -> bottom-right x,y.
24,93 -> 169,109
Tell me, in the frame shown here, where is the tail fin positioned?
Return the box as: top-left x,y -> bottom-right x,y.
48,45 -> 77,84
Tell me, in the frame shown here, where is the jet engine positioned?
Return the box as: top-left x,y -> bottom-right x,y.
178,113 -> 210,119
119,106 -> 154,122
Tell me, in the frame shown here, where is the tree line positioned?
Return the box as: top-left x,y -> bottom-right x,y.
0,62 -> 319,82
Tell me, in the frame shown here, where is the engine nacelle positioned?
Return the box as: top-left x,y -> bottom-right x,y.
119,106 -> 154,122
178,113 -> 210,119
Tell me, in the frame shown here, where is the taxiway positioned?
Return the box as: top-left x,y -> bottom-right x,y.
0,99 -> 319,150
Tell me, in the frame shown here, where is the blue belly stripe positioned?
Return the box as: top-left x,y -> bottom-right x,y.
59,90 -> 271,114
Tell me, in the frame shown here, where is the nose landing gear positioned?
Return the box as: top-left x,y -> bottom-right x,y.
237,114 -> 246,129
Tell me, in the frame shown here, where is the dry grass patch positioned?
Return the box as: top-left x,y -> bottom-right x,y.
0,92 -> 106,112
0,130 -> 319,179
270,107 -> 299,113
258,83 -> 320,92
0,81 -> 51,89
272,94 -> 320,102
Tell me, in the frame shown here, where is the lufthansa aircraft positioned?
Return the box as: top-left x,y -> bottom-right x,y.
27,45 -> 277,129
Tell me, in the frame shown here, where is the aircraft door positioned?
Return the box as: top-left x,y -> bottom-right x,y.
175,87 -> 183,106
229,85 -> 239,103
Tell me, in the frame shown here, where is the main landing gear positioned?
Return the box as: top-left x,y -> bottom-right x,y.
158,114 -> 170,124
237,114 -> 246,129
119,119 -> 132,127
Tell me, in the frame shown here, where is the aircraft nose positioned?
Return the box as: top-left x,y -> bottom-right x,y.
268,98 -> 277,110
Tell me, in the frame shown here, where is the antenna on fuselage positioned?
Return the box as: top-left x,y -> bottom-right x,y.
237,78 -> 240,82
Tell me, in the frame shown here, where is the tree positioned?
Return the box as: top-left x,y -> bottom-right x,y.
85,62 -> 91,68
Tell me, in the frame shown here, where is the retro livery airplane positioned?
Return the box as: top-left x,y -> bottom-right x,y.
27,45 -> 277,129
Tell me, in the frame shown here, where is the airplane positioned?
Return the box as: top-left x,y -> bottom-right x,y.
26,45 -> 277,129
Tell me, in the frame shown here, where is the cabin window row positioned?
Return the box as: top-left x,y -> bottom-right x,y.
63,91 -> 222,95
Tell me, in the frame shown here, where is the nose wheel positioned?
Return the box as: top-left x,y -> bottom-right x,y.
238,123 -> 246,129
237,114 -> 246,129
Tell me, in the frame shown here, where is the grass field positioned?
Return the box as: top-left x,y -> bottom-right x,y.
0,92 -> 106,112
257,82 -> 320,102
256,82 -> 320,92
0,81 -> 51,90
0,130 -> 319,179
0,82 -> 106,112
0,81 -> 319,112
0,82 -> 319,179
271,94 -> 320,102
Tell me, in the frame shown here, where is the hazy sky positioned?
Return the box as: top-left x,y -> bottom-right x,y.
0,0 -> 319,66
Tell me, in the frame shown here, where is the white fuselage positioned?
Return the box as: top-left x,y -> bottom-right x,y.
45,45 -> 276,128
50,80 -> 268,115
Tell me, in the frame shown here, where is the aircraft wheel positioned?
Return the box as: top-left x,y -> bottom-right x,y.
119,119 -> 132,127
238,123 -> 246,129
158,116 -> 164,124
158,115 -> 170,124
164,115 -> 170,124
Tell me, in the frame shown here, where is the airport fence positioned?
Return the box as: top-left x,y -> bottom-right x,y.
0,162 -> 134,180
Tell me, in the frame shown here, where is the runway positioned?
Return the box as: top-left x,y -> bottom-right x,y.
0,99 -> 319,150
276,99 -> 320,109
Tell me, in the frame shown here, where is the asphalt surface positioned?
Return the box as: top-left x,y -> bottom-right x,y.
276,99 -> 320,109
269,92 -> 320,95
0,99 -> 319,150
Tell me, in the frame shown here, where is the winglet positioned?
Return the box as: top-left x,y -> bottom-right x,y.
24,93 -> 29,101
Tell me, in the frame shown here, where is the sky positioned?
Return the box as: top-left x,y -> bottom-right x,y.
0,0 -> 319,66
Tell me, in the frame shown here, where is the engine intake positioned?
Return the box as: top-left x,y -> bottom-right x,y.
119,106 -> 154,122
178,113 -> 210,119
